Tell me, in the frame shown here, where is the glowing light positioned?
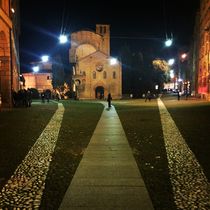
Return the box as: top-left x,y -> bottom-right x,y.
11,8 -> 15,13
170,70 -> 174,78
110,58 -> 117,65
168,58 -> 175,66
165,39 -> 173,47
41,55 -> 49,62
181,53 -> 187,59
59,35 -> 68,44
32,66 -> 39,72
178,78 -> 183,82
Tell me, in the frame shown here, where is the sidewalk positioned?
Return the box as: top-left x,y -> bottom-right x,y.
59,103 -> 154,210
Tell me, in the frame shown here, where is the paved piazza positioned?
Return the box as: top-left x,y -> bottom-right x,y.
158,98 -> 210,209
0,103 -> 64,209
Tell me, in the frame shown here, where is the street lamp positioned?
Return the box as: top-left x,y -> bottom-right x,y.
110,58 -> 118,65
181,53 -> 187,60
168,58 -> 175,66
59,34 -> 68,44
41,55 -> 49,62
32,66 -> 39,72
165,38 -> 173,47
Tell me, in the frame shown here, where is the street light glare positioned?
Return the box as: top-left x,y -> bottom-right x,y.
181,53 -> 187,59
110,58 -> 117,65
59,34 -> 68,44
11,8 -> 15,13
165,39 -> 173,47
168,58 -> 175,66
41,55 -> 49,62
32,66 -> 39,72
170,70 -> 174,78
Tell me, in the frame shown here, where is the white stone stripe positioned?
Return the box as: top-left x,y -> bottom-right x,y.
157,98 -> 210,209
0,103 -> 64,209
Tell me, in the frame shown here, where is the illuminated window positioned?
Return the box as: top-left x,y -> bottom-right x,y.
103,71 -> 107,79
93,71 -> 96,79
113,71 -> 116,79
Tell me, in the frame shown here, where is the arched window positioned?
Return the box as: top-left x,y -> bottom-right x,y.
113,71 -> 116,79
103,71 -> 107,79
93,71 -> 96,79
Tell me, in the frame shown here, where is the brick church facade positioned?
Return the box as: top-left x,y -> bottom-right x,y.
70,24 -> 122,99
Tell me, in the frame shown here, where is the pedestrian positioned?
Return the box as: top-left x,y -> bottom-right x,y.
145,91 -> 151,102
41,92 -> 45,103
56,93 -> 60,101
177,91 -> 180,101
107,93 -> 112,108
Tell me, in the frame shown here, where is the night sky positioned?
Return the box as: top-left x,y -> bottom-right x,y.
19,0 -> 200,72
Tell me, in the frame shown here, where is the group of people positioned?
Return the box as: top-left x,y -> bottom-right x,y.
12,89 -> 32,107
41,91 -> 51,103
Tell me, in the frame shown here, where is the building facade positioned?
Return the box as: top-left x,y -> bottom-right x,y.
70,24 -> 122,99
22,73 -> 53,92
22,62 -> 53,92
0,0 -> 20,108
198,0 -> 210,99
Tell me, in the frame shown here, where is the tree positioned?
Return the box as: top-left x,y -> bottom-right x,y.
119,45 -> 170,96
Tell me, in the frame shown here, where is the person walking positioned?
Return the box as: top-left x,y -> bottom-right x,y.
145,91 -> 151,102
177,91 -> 180,101
107,93 -> 112,108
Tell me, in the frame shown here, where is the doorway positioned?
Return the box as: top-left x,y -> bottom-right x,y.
95,86 -> 104,99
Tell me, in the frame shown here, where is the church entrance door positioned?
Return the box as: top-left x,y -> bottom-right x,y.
95,86 -> 104,99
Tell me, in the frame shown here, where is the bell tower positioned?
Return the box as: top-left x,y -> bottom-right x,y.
96,24 -> 110,56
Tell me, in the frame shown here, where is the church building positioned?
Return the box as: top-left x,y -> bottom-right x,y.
70,24 -> 122,99
0,0 -> 20,108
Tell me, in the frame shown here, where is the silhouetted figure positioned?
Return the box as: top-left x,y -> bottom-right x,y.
41,92 -> 45,103
177,91 -> 180,101
27,89 -> 32,107
107,93 -> 112,108
45,91 -> 50,103
145,91 -> 151,102
56,93 -> 60,101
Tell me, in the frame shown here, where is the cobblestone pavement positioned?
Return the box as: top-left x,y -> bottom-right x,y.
0,103 -> 64,209
158,98 -> 210,209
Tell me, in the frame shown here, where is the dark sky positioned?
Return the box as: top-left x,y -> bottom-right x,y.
19,0 -> 200,72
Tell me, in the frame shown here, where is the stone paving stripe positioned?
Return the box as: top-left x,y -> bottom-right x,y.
158,98 -> 210,209
59,103 -> 154,210
0,103 -> 64,209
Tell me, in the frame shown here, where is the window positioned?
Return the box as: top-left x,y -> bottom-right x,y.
100,26 -> 103,34
113,71 -> 116,79
83,71 -> 86,76
47,76 -> 50,80
103,71 -> 107,79
93,71 -> 96,79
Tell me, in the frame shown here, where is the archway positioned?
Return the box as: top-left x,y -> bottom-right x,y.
95,86 -> 104,99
